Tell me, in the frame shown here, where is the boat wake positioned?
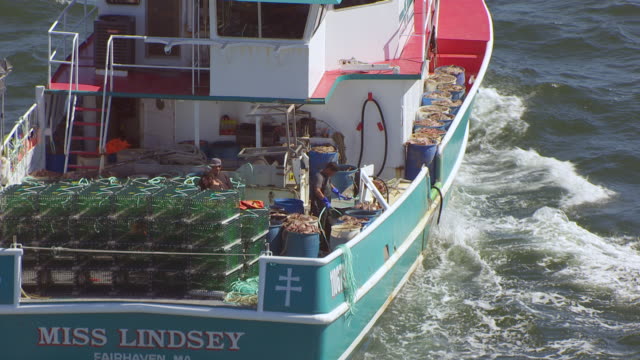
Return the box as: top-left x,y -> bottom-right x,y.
355,88 -> 639,360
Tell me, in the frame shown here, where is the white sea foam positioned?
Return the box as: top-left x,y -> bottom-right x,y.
464,87 -> 614,208
355,88 -> 635,360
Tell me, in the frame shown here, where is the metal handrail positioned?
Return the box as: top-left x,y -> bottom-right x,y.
97,35 -> 218,158
1,104 -> 38,158
47,0 -> 97,88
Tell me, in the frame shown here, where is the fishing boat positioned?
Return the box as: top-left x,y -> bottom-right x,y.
0,0 -> 492,358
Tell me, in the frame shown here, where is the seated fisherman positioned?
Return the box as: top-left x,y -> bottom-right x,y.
199,158 -> 232,191
310,162 -> 349,217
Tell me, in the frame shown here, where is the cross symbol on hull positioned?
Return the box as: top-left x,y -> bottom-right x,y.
275,268 -> 302,307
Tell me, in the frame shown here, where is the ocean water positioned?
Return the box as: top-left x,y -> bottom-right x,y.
1,0 -> 639,359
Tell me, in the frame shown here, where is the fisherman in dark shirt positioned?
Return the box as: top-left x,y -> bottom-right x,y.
310,162 -> 349,216
199,158 -> 233,191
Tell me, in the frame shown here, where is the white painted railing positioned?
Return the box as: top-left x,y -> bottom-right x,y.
48,0 -> 97,88
97,35 -> 214,158
0,104 -> 40,185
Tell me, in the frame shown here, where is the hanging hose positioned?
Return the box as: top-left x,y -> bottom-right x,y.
357,96 -> 388,178
432,184 -> 444,225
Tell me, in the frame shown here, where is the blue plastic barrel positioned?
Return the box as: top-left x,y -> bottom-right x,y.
267,223 -> 283,255
308,150 -> 338,177
274,198 -> 304,214
283,231 -> 319,258
449,105 -> 462,115
332,164 -> 357,193
405,143 -> 438,181
46,154 -> 75,173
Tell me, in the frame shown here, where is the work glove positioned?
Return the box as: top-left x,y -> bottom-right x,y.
332,187 -> 351,200
322,197 -> 332,208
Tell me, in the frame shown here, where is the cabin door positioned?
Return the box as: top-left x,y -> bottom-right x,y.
146,0 -> 181,57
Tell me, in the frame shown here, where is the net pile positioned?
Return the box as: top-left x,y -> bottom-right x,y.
0,176 -> 268,298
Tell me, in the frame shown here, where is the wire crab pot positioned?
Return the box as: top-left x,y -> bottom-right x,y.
0,181 -> 48,217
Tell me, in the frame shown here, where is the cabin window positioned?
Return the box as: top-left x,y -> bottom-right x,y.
217,0 -> 310,39
334,0 -> 386,10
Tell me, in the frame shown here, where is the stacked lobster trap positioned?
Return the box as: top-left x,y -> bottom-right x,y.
0,177 -> 267,298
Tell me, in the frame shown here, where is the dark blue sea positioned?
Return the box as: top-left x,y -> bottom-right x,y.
1,0 -> 639,359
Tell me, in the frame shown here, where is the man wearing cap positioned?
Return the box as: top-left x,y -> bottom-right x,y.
199,158 -> 232,191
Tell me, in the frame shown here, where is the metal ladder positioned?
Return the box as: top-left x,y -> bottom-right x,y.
63,96 -> 105,172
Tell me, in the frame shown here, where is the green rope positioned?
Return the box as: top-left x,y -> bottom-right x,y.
224,276 -> 260,306
229,276 -> 259,295
337,244 -> 357,317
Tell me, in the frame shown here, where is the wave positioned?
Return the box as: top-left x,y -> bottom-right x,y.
465,87 -> 614,208
355,88 -> 635,360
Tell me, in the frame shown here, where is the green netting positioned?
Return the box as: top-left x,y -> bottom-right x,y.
244,261 -> 259,278
245,236 -> 265,258
113,179 -> 164,217
190,240 -> 245,274
186,217 -> 241,249
240,208 -> 269,242
150,186 -> 196,219
37,217 -> 71,247
68,217 -> 111,249
0,216 -> 40,245
1,176 -> 253,298
189,264 -> 243,291
0,182 -> 48,216
76,178 -> 124,217
110,217 -> 148,249
38,181 -> 88,216
148,219 -> 188,249
189,190 -> 239,222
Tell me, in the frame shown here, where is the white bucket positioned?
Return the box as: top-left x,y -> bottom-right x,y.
425,74 -> 457,92
416,105 -> 450,121
330,224 -> 361,250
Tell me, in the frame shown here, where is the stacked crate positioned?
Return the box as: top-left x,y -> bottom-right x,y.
240,208 -> 268,278
0,176 -> 267,297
